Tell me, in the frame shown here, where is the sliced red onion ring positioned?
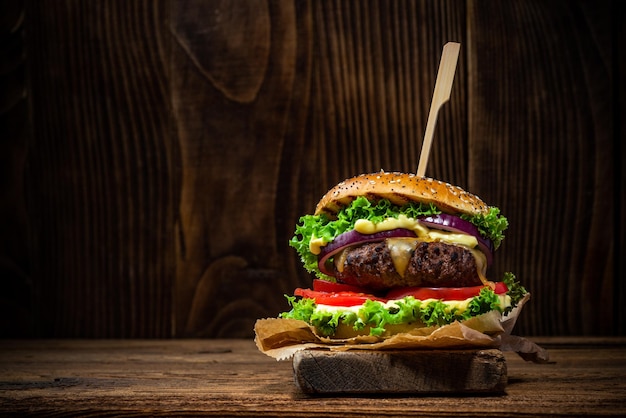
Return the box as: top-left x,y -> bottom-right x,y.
419,214 -> 494,265
317,229 -> 416,277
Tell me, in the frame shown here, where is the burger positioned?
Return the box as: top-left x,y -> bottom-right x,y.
281,171 -> 527,339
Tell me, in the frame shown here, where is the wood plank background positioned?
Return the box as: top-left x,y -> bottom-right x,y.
1,0 -> 623,338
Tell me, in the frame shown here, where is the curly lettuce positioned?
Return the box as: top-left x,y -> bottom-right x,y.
289,196 -> 509,279
460,207 -> 508,249
289,197 -> 441,278
281,272 -> 526,337
502,271 -> 527,314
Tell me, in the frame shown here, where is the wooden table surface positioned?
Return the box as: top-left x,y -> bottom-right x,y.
1,337 -> 625,417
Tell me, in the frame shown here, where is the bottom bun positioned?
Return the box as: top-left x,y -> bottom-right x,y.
254,309 -> 519,360
331,321 -> 428,339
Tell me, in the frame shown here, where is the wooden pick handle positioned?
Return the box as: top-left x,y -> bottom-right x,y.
416,42 -> 461,177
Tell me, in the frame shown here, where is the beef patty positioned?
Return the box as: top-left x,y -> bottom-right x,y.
333,240 -> 482,290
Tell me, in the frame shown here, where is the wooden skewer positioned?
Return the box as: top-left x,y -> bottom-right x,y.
416,42 -> 461,177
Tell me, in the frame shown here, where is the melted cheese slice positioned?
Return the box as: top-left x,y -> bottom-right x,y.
309,236 -> 327,255
386,238 -> 418,277
313,214 -> 490,282
354,215 -> 478,249
316,294 -> 511,315
354,215 -> 430,237
310,214 -> 478,255
385,237 -> 488,279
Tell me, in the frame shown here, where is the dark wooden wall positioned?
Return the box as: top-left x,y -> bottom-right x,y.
1,0 -> 623,338
1,0 -> 30,337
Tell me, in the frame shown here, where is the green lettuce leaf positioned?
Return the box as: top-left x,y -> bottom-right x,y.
289,197 -> 441,279
460,207 -> 508,249
290,196 -> 509,278
280,275 -> 526,337
502,272 -> 527,314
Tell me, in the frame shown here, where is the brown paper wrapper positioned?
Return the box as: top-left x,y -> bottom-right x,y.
254,293 -> 546,362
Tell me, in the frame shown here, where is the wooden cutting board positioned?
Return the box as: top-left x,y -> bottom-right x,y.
293,349 -> 507,395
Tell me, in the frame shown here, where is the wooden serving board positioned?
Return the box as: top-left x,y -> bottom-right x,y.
293,349 -> 507,395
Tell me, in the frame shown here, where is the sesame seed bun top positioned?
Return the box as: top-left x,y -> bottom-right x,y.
314,172 -> 490,217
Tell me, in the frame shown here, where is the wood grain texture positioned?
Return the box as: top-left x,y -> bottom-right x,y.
293,348 -> 507,394
0,338 -> 625,416
16,0 -> 624,338
306,0 -> 468,186
467,0 -> 616,336
170,0 -> 470,337
169,0 -> 309,337
26,1 -> 176,337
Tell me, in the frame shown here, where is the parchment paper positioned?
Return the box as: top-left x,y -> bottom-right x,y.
254,293 -> 548,362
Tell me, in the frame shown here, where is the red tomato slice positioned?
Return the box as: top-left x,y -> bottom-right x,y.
385,282 -> 508,301
294,288 -> 385,307
311,279 -> 373,294
294,282 -> 509,307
